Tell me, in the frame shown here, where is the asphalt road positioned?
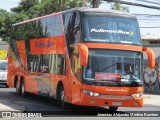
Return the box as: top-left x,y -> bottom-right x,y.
0,85 -> 160,120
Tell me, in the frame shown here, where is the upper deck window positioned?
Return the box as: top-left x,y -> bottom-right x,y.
83,14 -> 141,45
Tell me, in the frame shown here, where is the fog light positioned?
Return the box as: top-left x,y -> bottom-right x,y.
133,102 -> 138,106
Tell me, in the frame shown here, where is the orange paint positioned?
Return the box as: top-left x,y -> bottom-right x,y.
75,44 -> 88,66
143,47 -> 155,68
80,85 -> 143,107
17,40 -> 28,70
30,36 -> 65,54
84,43 -> 143,52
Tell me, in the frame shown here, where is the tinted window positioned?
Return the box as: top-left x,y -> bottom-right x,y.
83,14 -> 141,45
10,25 -> 25,65
10,15 -> 63,72
63,12 -> 81,44
29,54 -> 65,75
63,12 -> 81,64
83,49 -> 142,83
38,16 -> 62,37
11,15 -> 62,41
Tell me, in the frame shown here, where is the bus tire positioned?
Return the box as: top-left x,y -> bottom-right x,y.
109,106 -> 118,111
57,85 -> 69,109
20,80 -> 27,97
16,81 -> 20,95
5,84 -> 9,88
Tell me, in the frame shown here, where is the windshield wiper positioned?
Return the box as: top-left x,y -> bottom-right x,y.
99,62 -> 122,72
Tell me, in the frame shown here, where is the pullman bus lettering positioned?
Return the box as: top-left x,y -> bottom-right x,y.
90,28 -> 130,35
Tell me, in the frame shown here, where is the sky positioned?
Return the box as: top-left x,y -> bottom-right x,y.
0,0 -> 20,11
0,0 -> 160,35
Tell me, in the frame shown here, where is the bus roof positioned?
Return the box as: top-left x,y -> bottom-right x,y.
13,7 -> 136,26
12,11 -> 62,26
79,8 -> 135,17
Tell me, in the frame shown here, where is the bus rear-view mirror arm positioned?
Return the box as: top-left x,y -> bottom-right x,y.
143,47 -> 155,68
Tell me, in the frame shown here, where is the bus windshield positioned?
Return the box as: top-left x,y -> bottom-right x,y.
83,49 -> 142,86
83,14 -> 141,45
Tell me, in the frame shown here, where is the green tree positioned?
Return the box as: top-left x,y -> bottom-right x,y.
84,0 -> 129,12
0,0 -> 84,42
11,0 -> 39,14
11,0 -> 83,18
111,3 -> 129,12
0,9 -> 9,41
11,0 -> 39,18
0,8 -> 28,42
92,0 -> 100,8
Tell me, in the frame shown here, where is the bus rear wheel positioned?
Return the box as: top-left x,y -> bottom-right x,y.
57,85 -> 68,109
16,81 -> 20,95
109,106 -> 118,111
20,80 -> 27,97
5,84 -> 9,88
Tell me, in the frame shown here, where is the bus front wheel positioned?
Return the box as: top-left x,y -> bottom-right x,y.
57,85 -> 68,109
109,106 -> 118,111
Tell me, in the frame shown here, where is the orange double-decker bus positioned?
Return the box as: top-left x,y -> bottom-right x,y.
7,8 -> 155,111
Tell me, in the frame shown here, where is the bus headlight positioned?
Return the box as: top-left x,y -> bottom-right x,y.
131,92 -> 143,98
93,92 -> 100,97
82,89 -> 100,97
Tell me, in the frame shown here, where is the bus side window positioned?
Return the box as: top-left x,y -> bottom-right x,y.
38,15 -> 62,38
29,54 -> 41,72
55,54 -> 66,75
63,12 -> 81,55
48,54 -> 65,75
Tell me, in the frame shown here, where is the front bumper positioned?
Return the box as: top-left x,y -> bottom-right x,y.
80,92 -> 143,107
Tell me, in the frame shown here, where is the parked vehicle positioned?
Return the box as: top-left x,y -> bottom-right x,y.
0,60 -> 8,87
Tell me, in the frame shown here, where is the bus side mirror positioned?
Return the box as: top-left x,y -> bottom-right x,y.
79,44 -> 88,66
143,47 -> 155,68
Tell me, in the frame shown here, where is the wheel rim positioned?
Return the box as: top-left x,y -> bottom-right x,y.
60,87 -> 64,102
21,83 -> 24,95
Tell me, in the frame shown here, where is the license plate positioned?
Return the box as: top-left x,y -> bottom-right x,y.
112,102 -> 122,106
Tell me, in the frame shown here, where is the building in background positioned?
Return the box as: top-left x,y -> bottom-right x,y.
0,41 -> 9,51
0,50 -> 7,60
0,41 -> 9,60
142,35 -> 160,94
